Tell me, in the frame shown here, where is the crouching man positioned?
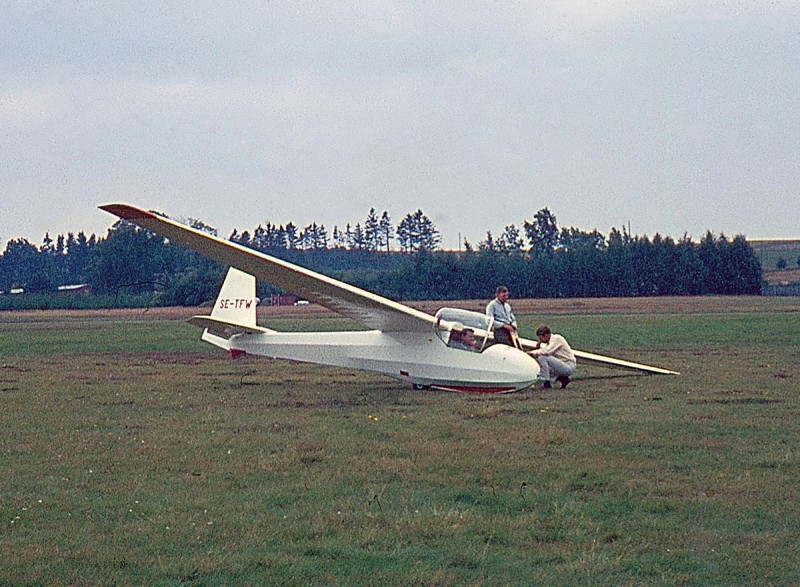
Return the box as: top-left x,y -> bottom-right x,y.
528,325 -> 576,389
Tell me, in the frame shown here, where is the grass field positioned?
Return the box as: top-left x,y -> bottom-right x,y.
1,297 -> 798,586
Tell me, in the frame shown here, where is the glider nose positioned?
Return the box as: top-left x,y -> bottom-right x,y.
482,344 -> 540,391
517,353 -> 541,389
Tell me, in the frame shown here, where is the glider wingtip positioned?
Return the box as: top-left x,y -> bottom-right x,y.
649,368 -> 681,376
99,203 -> 156,221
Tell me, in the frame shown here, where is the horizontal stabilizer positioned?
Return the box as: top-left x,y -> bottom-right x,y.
188,316 -> 274,338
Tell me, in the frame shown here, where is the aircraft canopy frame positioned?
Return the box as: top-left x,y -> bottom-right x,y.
434,308 -> 494,353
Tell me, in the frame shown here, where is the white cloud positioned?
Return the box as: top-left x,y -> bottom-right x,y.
0,88 -> 65,124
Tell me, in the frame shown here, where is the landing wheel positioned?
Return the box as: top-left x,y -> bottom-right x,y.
412,383 -> 431,391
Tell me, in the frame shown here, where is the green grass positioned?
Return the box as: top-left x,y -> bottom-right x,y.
1,299 -> 798,585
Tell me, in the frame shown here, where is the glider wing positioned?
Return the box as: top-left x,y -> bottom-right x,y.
99,204 -> 435,333
518,336 -> 679,375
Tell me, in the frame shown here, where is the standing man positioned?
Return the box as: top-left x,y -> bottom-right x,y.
528,325 -> 576,389
486,286 -> 520,349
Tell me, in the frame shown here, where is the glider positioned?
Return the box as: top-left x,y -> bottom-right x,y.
100,204 -> 679,393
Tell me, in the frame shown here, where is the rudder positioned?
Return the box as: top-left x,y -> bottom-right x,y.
189,267 -> 270,350
211,267 -> 259,328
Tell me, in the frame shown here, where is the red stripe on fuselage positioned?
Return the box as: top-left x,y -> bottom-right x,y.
433,385 -> 517,394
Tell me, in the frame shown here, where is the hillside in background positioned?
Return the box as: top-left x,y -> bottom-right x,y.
750,239 -> 800,285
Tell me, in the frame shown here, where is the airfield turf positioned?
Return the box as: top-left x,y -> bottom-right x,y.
1,296 -> 798,586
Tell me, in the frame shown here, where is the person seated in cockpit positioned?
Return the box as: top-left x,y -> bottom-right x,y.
448,328 -> 479,351
486,285 -> 521,349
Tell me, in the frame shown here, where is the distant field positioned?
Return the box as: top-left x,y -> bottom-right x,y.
749,238 -> 800,284
1,297 -> 798,586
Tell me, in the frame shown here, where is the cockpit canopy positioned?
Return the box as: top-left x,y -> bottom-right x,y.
434,308 -> 494,353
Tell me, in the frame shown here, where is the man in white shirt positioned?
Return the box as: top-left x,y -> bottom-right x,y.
485,286 -> 520,348
528,324 -> 577,389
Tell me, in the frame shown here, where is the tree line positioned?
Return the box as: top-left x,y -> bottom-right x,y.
0,207 -> 762,309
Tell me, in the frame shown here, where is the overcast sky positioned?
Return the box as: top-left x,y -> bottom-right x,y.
2,1 -> 798,251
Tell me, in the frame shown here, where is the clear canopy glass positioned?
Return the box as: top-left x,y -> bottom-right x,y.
434,308 -> 494,353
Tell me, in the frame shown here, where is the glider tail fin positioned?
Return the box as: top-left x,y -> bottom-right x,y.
189,267 -> 271,353
210,267 -> 259,327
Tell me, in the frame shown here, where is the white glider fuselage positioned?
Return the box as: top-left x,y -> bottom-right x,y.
189,264 -> 540,392
205,329 -> 539,393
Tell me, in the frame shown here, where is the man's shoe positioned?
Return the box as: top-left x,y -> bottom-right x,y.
556,375 -> 570,389
542,381 -> 552,390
